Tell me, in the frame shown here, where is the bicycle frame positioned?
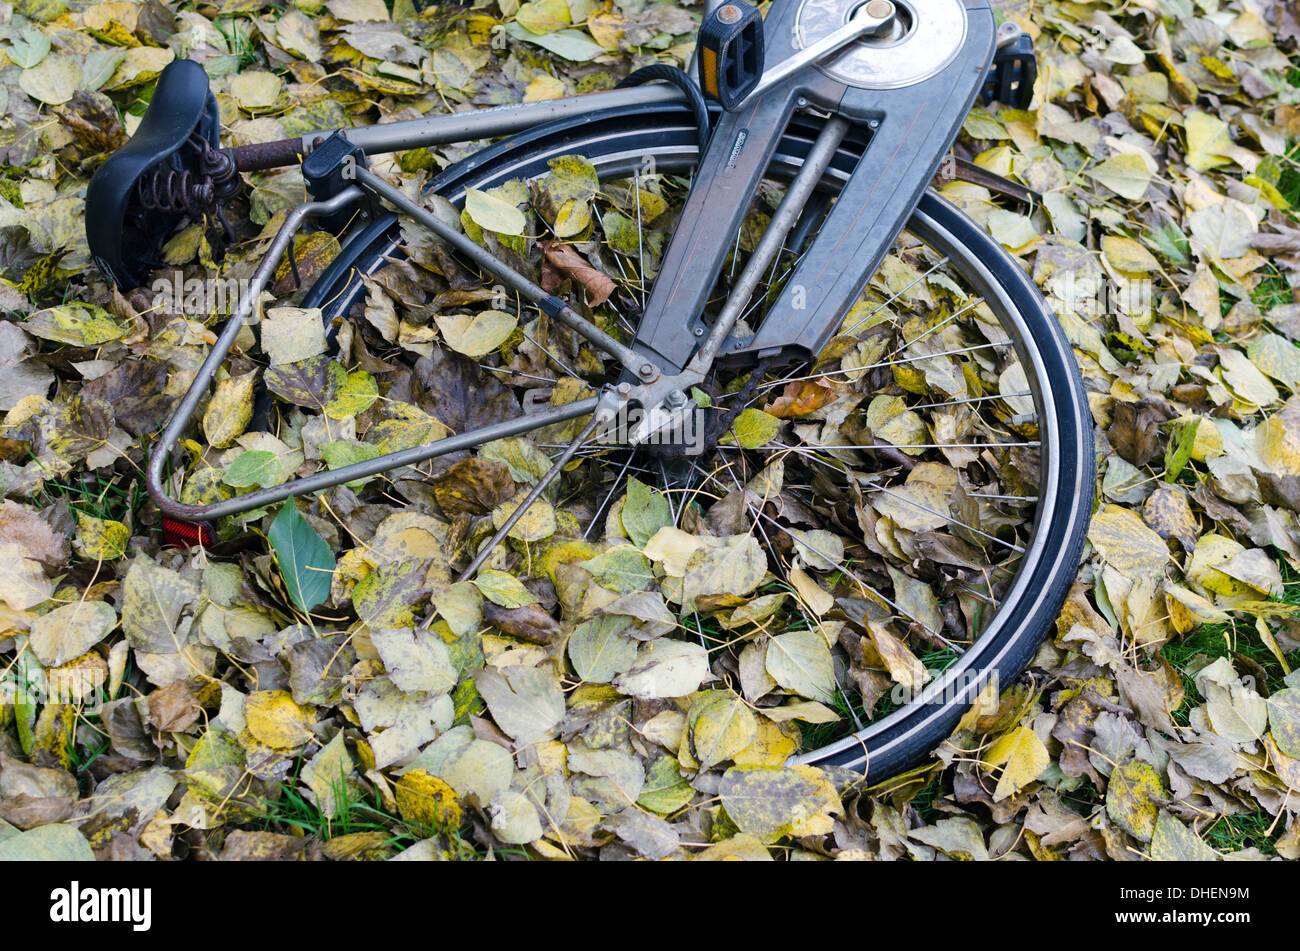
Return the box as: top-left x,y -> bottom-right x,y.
142,0 -> 1004,533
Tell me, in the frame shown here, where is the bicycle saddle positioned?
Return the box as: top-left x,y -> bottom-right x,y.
86,59 -> 223,289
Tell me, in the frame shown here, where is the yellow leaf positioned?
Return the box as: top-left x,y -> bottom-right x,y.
434,309 -> 517,358
1085,153 -> 1152,201
1184,111 -> 1232,171
395,770 -> 462,829
491,493 -> 557,542
523,74 -> 565,102
1102,235 -> 1159,273
985,725 -> 1048,801
73,511 -> 129,563
464,187 -> 526,236
244,690 -> 315,750
203,371 -> 256,449
1087,504 -> 1170,581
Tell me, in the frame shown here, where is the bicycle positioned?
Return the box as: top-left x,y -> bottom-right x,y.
85,0 -> 1093,782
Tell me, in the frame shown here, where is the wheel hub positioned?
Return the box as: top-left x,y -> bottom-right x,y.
793,0 -> 967,89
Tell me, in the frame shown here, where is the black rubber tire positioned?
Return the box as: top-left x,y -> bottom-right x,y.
304,104 -> 1095,782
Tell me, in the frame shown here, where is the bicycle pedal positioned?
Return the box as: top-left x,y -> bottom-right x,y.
697,1 -> 765,111
981,31 -> 1037,110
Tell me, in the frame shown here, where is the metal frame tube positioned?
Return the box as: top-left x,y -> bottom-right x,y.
353,166 -> 657,381
688,115 -> 850,374
306,85 -> 686,156
145,185 -> 596,522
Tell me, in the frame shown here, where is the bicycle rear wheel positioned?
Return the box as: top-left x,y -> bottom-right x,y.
304,103 -> 1094,781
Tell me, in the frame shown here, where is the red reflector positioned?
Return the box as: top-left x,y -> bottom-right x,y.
162,517 -> 215,549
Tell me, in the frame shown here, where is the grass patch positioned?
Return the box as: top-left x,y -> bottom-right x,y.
1203,811 -> 1277,856
254,768 -> 422,850
1253,263 -> 1294,311
32,469 -> 146,526
1159,565 -> 1300,725
798,685 -> 870,751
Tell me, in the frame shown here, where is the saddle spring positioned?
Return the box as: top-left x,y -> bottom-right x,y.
135,132 -> 241,251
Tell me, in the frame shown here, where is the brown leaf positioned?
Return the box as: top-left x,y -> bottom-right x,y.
1108,400 -> 1172,467
541,240 -> 616,306
142,680 -> 200,736
764,378 -> 837,419
218,830 -> 307,861
413,349 -> 519,437
1141,486 -> 1198,551
0,501 -> 67,570
0,793 -> 75,829
82,357 -> 174,437
54,90 -> 127,156
482,601 -> 562,644
432,457 -> 517,516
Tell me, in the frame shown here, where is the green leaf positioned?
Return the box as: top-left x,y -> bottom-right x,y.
581,545 -> 653,593
1268,688 -> 1300,758
268,503 -> 335,613
320,440 -> 381,488
0,823 -> 94,861
1150,812 -> 1218,861
503,22 -> 605,61
1085,153 -> 1152,201
1145,222 -> 1190,266
620,478 -> 672,548
637,755 -> 694,815
568,615 -> 637,683
721,409 -> 782,449
764,628 -> 835,703
464,187 -> 526,236
224,450 -> 284,489
9,27 -> 51,69
1163,419 -> 1198,481
473,568 -> 538,608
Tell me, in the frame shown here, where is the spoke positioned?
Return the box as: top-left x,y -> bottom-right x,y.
520,328 -> 579,380
957,584 -> 996,605
728,218 -> 743,282
742,245 -> 808,327
584,449 -> 637,540
634,170 -> 647,309
754,341 -> 1005,395
752,510 -> 962,650
863,482 -> 1025,553
861,340 -> 1007,375
969,492 -> 1036,502
593,206 -> 633,284
478,364 -> 556,385
763,440 -> 1041,452
909,391 -> 1032,412
878,295 -> 984,364
456,398 -> 613,583
840,254 -> 953,339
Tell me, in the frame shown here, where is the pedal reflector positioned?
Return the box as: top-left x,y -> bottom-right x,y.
697,2 -> 765,111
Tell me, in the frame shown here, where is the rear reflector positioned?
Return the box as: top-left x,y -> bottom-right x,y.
161,516 -> 215,549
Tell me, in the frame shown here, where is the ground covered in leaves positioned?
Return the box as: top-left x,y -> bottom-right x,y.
1,0 -> 1299,861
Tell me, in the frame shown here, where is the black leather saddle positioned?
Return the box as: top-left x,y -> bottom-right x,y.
85,59 -> 221,289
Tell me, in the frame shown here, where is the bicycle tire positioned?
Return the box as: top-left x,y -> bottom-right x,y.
304,103 -> 1095,782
